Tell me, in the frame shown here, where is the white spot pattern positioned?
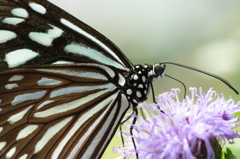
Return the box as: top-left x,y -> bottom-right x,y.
66,93 -> 118,159
95,94 -> 129,158
60,18 -> 125,67
36,65 -> 111,80
6,147 -> 16,158
11,8 -> 29,18
29,2 -> 46,14
34,88 -> 115,118
133,75 -> 138,80
136,91 -> 142,98
118,73 -> 125,86
4,49 -> 39,68
11,91 -> 46,105
29,24 -> 63,47
16,125 -> 39,140
52,93 -> 118,158
37,100 -> 54,110
0,142 -> 6,151
79,94 -> 119,159
37,77 -> 62,86
0,30 -> 17,43
9,75 -> 24,81
126,89 -> 132,95
0,127 -> 2,133
64,43 -> 124,70
52,61 -> 75,64
8,106 -> 32,124
5,83 -> 18,90
50,83 -> 115,98
138,84 -> 143,88
142,76 -> 146,83
2,17 -> 24,25
34,116 -> 73,154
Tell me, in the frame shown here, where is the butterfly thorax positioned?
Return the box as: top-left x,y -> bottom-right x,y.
123,65 -> 153,107
121,63 -> 165,107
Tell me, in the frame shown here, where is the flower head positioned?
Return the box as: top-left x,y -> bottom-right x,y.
114,87 -> 240,159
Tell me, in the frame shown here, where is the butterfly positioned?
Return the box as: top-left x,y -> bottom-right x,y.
0,0 -> 238,159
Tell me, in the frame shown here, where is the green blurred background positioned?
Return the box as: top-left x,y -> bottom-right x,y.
49,1 -> 240,158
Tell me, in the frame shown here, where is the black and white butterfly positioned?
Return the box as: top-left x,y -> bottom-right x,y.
0,0 -> 238,159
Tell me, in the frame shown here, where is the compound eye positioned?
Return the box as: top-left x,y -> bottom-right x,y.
153,64 -> 164,77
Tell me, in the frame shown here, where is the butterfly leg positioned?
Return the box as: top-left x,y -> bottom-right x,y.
120,111 -> 134,147
130,108 -> 139,159
119,109 -> 139,159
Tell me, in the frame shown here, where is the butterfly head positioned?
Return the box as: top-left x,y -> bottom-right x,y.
151,63 -> 165,79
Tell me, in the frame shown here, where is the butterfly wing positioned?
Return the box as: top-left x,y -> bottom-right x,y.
0,64 -> 130,159
0,0 -> 133,158
0,0 -> 133,71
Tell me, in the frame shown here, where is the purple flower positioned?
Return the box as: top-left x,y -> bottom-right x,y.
114,87 -> 240,159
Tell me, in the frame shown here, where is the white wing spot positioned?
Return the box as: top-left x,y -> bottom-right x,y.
53,92 -> 118,159
19,154 -> 28,159
11,8 -> 29,18
34,88 -> 115,118
118,73 -> 125,86
16,125 -> 39,140
0,127 -> 3,133
8,106 -> 32,124
0,142 -> 6,151
52,61 -> 75,64
95,94 -> 129,158
37,63 -> 116,79
29,24 -> 63,47
2,17 -> 24,25
0,30 -> 17,43
64,43 -> 125,70
5,83 -> 18,90
12,91 -> 46,105
37,77 -> 62,86
5,49 -> 39,68
29,2 -> 46,14
37,100 -> 54,110
6,147 -> 16,158
61,18 -> 125,68
50,83 -> 115,98
9,75 -> 24,81
34,116 -> 73,154
76,72 -> 107,80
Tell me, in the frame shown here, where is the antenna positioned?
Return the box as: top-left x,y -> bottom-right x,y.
165,74 -> 187,98
160,62 -> 239,95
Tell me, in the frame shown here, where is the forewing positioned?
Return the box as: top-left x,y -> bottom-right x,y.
0,0 -> 133,71
0,64 -> 130,159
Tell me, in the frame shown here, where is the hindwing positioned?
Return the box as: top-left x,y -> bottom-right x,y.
0,64 -> 130,159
